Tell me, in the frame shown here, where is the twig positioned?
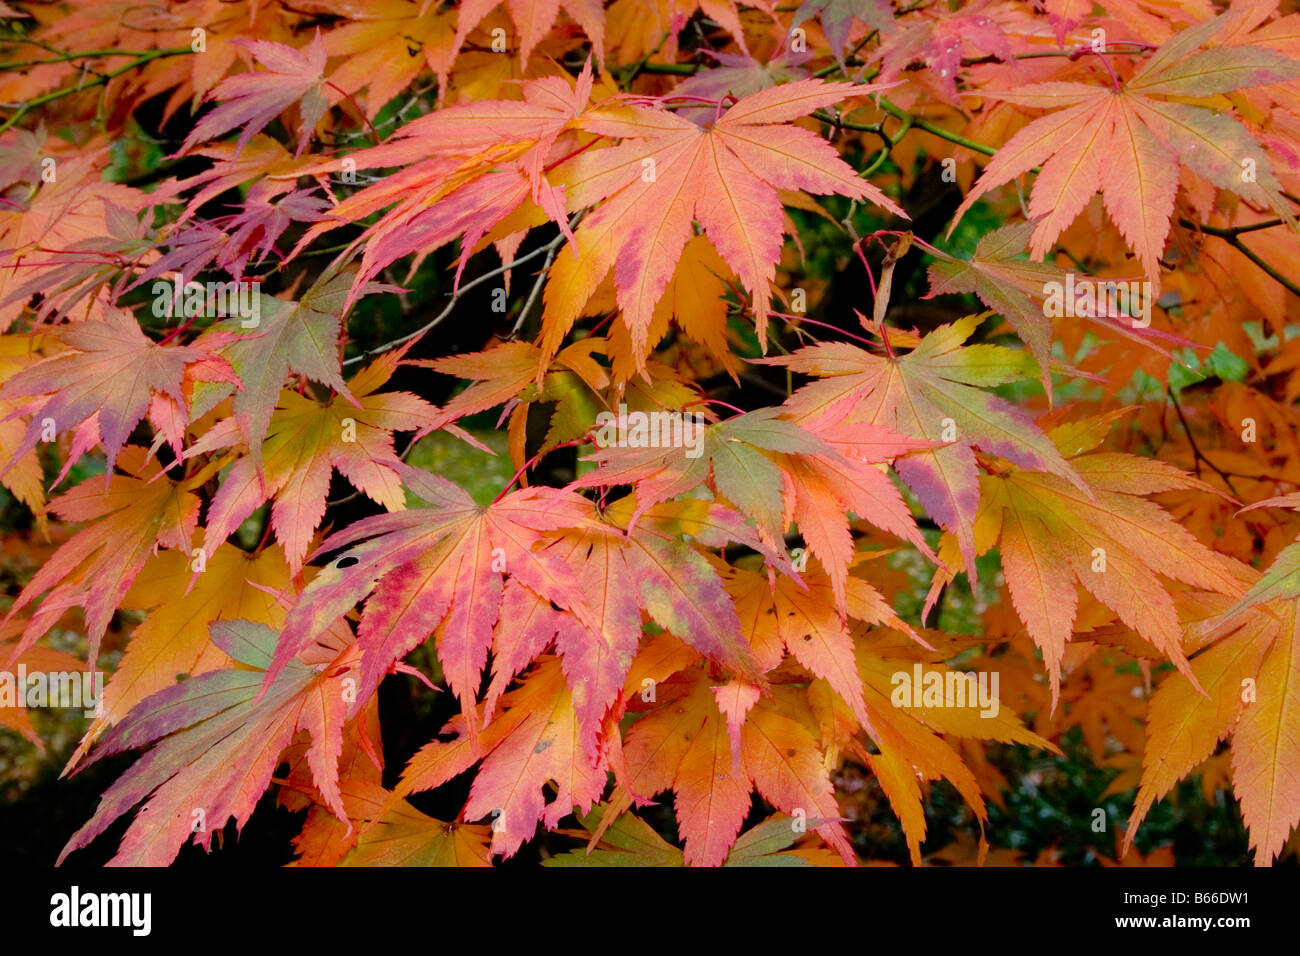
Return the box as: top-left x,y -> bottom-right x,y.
811,32 -> 878,79
0,49 -> 187,70
616,31 -> 671,87
509,219 -> 581,337
1181,218 -> 1300,298
635,62 -> 702,76
1167,386 -> 1240,498
877,98 -> 996,156
341,233 -> 569,366
0,47 -> 195,136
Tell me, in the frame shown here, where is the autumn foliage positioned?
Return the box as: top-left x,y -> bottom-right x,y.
2,0 -> 1300,868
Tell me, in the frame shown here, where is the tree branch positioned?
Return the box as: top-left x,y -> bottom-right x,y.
342,230 -> 573,367
0,47 -> 195,136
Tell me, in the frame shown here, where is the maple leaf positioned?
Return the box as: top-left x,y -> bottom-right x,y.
924,223 -> 1196,392
950,10 -> 1300,284
855,636 -> 1054,754
123,222 -> 228,293
575,407 -> 828,540
1028,639 -> 1147,761
320,0 -> 457,118
726,560 -> 1051,864
344,796 -> 494,866
485,497 -> 770,757
285,698 -> 386,864
216,189 -> 330,279
419,336 -> 711,471
393,655 -> 607,859
719,813 -> 849,867
545,800 -> 687,866
1130,494 -> 1300,864
67,541 -> 294,770
870,3 -> 1012,102
126,188 -> 327,290
0,128 -> 46,193
766,313 -> 1083,583
617,669 -> 854,866
156,135 -> 319,226
519,350 -> 613,456
448,0 -> 606,72
0,335 -> 46,517
192,267 -> 380,466
791,0 -> 894,64
179,31 -> 333,157
1,201 -> 152,327
60,619 -> 357,866
728,558 -> 922,729
414,338 -> 604,433
671,50 -> 812,108
613,233 -> 744,383
0,151 -> 149,331
272,464 -> 609,725
292,65 -> 596,307
546,803 -> 842,866
574,407 -> 932,608
3,447 -> 209,670
537,227 -> 726,371
925,414 -> 1251,703
552,234 -> 749,386
0,306 -> 237,475
479,544 -> 630,761
604,0 -> 753,64
295,779 -> 492,866
848,643 -> 1053,865
543,79 -> 905,368
190,351 -> 436,573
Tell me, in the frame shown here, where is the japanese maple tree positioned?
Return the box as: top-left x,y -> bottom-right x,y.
2,0 -> 1299,868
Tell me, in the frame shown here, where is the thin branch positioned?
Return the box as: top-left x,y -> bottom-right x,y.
0,47 -> 195,136
877,98 -> 996,156
615,31 -> 671,87
635,62 -> 702,76
1167,386 -> 1241,498
0,49 -> 188,70
811,32 -> 878,79
509,230 -> 568,336
342,232 -> 570,366
1182,218 -> 1300,298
